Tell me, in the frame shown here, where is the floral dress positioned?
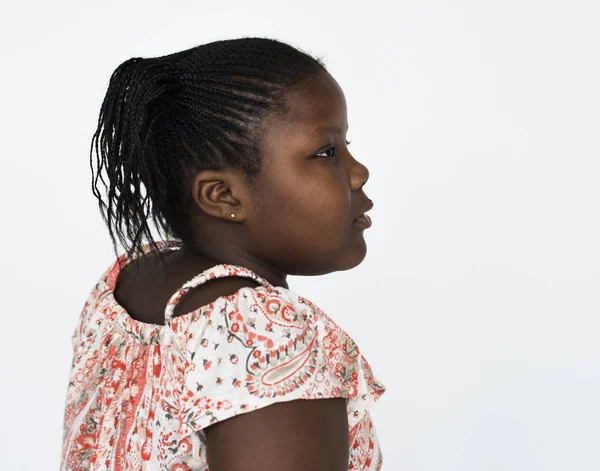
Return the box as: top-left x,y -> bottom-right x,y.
61,240 -> 386,470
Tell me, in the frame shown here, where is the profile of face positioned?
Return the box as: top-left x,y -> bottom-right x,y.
249,72 -> 373,275
191,71 -> 373,277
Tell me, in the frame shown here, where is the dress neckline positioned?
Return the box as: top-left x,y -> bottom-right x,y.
101,239 -> 276,342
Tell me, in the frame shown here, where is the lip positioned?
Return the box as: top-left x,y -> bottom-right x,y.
353,200 -> 374,226
353,214 -> 372,228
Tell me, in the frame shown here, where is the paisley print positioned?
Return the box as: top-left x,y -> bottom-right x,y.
61,240 -> 386,470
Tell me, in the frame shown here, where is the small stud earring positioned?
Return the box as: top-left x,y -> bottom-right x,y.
230,213 -> 237,219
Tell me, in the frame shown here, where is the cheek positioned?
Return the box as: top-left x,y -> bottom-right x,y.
261,173 -> 350,234
250,158 -> 351,230
247,176 -> 355,269
304,192 -> 348,230
303,172 -> 350,225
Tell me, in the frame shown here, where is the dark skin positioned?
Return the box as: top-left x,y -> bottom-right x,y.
114,71 -> 372,470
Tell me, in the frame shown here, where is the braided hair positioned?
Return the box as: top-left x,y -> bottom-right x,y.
90,37 -> 327,263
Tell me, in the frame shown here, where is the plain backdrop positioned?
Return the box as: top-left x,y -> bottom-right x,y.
1,0 -> 599,469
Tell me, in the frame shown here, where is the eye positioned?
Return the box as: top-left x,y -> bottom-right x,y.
315,146 -> 337,158
314,140 -> 351,159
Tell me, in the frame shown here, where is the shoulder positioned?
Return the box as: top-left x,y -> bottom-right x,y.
171,276 -> 264,319
167,281 -> 386,441
199,283 -> 329,347
179,283 -> 358,400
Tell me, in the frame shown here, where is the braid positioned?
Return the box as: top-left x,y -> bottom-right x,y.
90,37 -> 327,262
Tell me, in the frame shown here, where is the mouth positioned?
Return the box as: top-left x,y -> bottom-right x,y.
353,214 -> 372,228
353,200 -> 374,228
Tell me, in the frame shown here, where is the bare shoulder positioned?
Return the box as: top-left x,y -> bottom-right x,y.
204,397 -> 349,471
115,250 -> 264,322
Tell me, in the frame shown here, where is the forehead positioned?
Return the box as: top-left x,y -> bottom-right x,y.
283,72 -> 347,126
264,73 -> 348,138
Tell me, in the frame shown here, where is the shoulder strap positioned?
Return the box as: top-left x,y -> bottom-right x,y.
163,263 -> 274,323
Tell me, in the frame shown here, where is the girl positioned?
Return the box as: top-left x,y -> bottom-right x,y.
61,37 -> 386,471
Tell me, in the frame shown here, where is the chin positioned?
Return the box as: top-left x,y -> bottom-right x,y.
336,237 -> 368,271
293,232 -> 368,275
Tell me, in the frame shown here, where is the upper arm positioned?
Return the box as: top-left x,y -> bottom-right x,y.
173,280 -> 357,469
204,397 -> 349,471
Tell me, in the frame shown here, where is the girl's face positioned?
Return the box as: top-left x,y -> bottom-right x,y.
244,72 -> 373,276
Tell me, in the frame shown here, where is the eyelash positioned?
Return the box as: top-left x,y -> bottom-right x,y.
316,139 -> 352,158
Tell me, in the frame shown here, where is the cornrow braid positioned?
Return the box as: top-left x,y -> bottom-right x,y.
90,37 -> 327,264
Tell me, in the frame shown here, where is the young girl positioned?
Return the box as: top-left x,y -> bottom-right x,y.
61,37 -> 386,471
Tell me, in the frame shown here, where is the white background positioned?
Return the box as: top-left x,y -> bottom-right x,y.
1,0 -> 599,469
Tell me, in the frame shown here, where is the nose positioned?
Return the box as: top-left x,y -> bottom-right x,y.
350,157 -> 370,191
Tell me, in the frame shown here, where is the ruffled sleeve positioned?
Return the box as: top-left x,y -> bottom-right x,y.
166,285 -> 386,442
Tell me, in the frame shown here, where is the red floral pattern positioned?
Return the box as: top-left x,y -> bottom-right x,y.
61,240 -> 386,470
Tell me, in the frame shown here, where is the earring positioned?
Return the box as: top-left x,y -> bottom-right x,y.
230,213 -> 237,219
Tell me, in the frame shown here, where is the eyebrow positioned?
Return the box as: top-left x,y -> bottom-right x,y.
311,123 -> 349,137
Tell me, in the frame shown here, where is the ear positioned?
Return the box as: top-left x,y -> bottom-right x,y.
190,169 -> 248,222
